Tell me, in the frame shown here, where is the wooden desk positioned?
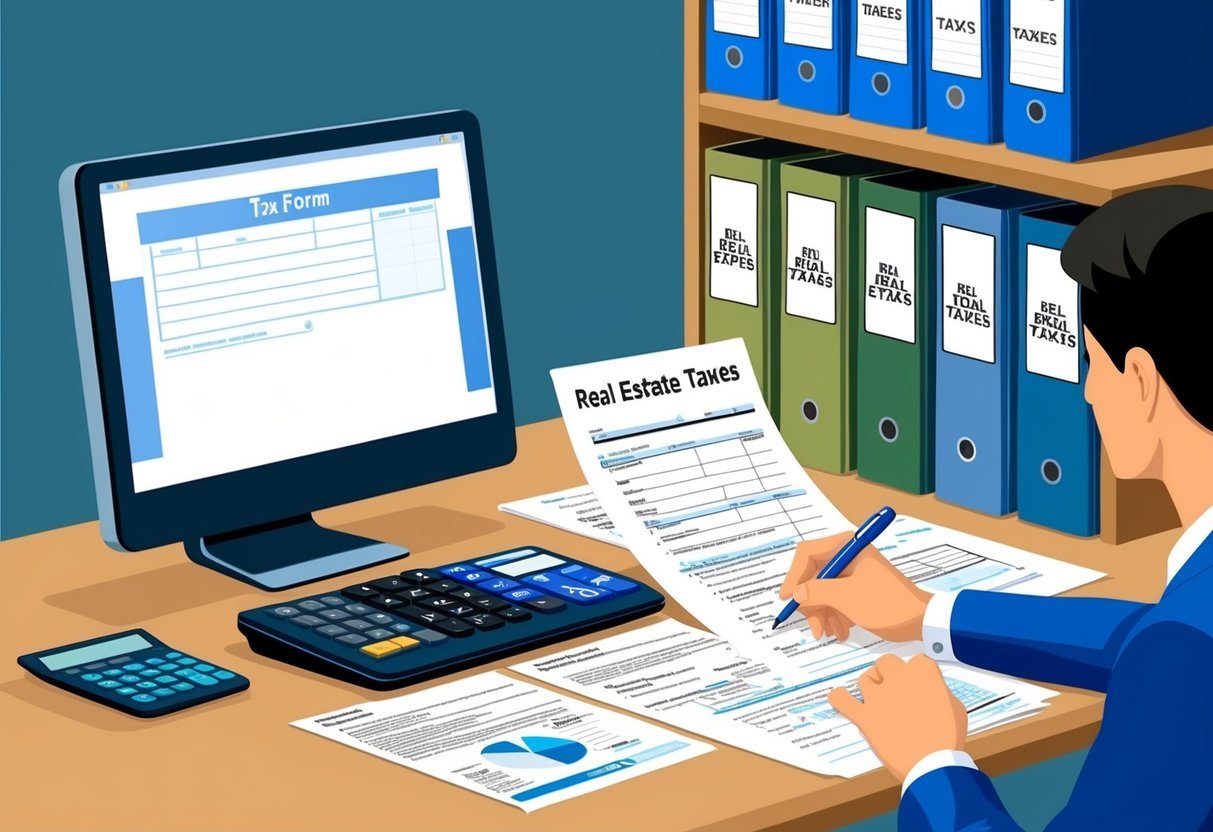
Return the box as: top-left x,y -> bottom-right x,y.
0,418 -> 1180,832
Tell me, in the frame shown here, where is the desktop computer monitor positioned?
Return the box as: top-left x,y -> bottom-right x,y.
60,111 -> 515,590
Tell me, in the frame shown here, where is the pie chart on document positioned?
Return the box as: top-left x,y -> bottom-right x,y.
481,736 -> 589,769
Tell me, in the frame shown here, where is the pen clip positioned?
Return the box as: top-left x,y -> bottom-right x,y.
856,507 -> 891,539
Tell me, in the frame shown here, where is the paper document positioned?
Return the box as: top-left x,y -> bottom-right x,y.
550,340 -> 1105,678
514,619 -> 1057,778
499,486 -> 625,548
292,671 -> 712,811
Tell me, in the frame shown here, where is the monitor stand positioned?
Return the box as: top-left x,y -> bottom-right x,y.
184,513 -> 408,591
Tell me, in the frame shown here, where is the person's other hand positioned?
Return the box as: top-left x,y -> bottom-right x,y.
779,533 -> 932,643
828,654 -> 967,782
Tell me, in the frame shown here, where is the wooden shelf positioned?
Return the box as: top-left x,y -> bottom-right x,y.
698,92 -> 1213,206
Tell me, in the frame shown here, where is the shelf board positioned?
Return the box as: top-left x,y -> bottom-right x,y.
698,92 -> 1213,205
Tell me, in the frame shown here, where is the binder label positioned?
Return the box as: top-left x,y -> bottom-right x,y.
857,0 -> 908,65
1026,244 -> 1079,383
784,0 -> 833,50
1010,0 -> 1065,93
709,175 -> 760,307
714,0 -> 761,38
864,207 -> 916,343
785,193 -> 837,324
931,0 -> 983,79
942,225 -> 995,363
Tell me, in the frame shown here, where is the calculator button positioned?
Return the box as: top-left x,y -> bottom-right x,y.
139,669 -> 161,677
364,612 -> 395,626
121,663 -> 147,671
136,681 -> 158,690
297,600 -> 326,612
102,669 -> 124,677
458,570 -> 491,583
502,587 -> 545,603
81,673 -> 103,682
389,622 -> 413,635
400,569 -> 441,585
115,686 -> 138,696
341,619 -> 373,631
270,606 -> 300,618
400,608 -> 448,626
559,565 -> 639,594
319,596 -> 346,607
421,597 -> 459,611
429,618 -> 474,638
446,604 -> 477,617
368,595 -> 407,611
360,641 -> 402,659
410,629 -> 448,646
438,564 -> 479,579
65,668 -> 81,675
526,597 -> 567,614
469,596 -> 511,612
498,606 -> 532,623
144,657 -> 165,666
478,577 -> 521,594
449,587 -> 490,602
364,628 -> 395,641
317,609 -> 351,621
132,694 -> 157,704
159,663 -> 179,672
524,573 -> 614,604
290,615 -> 326,629
370,576 -> 408,593
155,675 -> 177,685
316,624 -> 349,638
109,657 -> 134,665
389,636 -> 421,651
119,674 -> 141,684
190,674 -> 219,686
152,688 -> 176,697
396,587 -> 433,601
336,634 -> 369,646
466,613 -> 504,631
344,604 -> 374,616
341,584 -> 379,600
428,579 -> 463,594
176,657 -> 197,666
193,663 -> 215,673
212,670 -> 236,680
171,682 -> 195,692
164,651 -> 182,659
174,669 -> 198,679
98,680 -> 122,689
85,662 -> 108,670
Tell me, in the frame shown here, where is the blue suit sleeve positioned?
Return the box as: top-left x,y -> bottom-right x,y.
900,622 -> 1213,832
948,590 -> 1151,691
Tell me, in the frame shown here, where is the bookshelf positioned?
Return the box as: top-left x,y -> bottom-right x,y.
683,2 -> 1213,544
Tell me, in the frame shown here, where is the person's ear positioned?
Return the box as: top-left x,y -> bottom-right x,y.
1122,347 -> 1161,421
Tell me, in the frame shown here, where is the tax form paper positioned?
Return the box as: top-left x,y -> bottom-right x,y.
550,340 -> 1103,774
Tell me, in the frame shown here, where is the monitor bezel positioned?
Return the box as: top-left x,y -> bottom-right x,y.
67,111 -> 516,551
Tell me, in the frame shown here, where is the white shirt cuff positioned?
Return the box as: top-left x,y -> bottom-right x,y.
922,591 -> 960,663
901,749 -> 978,796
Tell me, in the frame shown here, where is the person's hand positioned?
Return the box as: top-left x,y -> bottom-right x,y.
828,654 -> 967,782
779,533 -> 932,643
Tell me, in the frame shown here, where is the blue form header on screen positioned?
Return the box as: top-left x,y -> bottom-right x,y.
135,169 -> 441,245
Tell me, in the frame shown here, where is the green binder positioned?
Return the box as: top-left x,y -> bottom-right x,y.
778,155 -> 907,474
856,171 -> 983,494
704,139 -> 827,418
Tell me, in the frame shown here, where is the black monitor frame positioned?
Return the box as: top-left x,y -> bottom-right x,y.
61,111 -> 515,589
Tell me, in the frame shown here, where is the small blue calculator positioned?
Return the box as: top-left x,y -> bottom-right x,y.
17,629 -> 249,718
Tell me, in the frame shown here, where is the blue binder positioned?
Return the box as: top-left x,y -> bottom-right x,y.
1017,203 -> 1099,536
707,0 -> 778,99
1003,0 -> 1213,161
849,0 -> 925,128
778,0 -> 850,114
926,0 -> 1004,143
935,187 -> 1058,517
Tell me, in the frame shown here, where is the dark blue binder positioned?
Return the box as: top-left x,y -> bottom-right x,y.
926,0 -> 1004,143
778,0 -> 851,114
849,0 -> 926,128
707,0 -> 778,99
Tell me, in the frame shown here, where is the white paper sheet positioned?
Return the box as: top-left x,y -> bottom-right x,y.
499,486 -> 625,548
292,671 -> 712,812
513,619 -> 1056,778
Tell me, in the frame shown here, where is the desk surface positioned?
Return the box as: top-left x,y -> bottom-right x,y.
0,418 -> 1180,832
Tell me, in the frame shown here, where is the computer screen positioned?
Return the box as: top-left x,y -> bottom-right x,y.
63,112 -> 515,588
96,132 -> 495,493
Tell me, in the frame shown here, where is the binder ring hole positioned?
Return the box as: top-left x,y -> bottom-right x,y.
801,399 -> 819,424
872,72 -> 891,96
1027,100 -> 1047,123
1041,459 -> 1063,485
947,86 -> 965,109
879,417 -> 899,443
725,46 -> 743,68
798,60 -> 816,82
957,437 -> 976,462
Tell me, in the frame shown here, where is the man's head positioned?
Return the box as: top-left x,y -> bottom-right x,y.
1061,185 -> 1213,480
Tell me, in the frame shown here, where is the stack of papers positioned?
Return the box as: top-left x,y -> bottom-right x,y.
499,486 -> 625,548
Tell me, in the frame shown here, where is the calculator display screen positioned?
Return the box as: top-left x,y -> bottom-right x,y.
40,634 -> 153,671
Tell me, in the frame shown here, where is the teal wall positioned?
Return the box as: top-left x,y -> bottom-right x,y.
0,0 -> 684,539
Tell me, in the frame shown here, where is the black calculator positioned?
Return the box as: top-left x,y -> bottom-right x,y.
17,630 -> 249,718
237,546 -> 664,689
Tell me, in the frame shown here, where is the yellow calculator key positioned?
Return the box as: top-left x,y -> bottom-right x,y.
360,641 -> 402,659
389,636 -> 420,651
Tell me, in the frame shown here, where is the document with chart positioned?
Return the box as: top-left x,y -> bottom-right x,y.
292,671 -> 711,811
513,619 -> 1057,778
550,339 -> 1105,679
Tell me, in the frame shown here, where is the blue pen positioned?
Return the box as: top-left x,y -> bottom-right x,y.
771,506 -> 898,630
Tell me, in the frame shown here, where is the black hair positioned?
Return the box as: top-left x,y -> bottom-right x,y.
1061,185 -> 1213,430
